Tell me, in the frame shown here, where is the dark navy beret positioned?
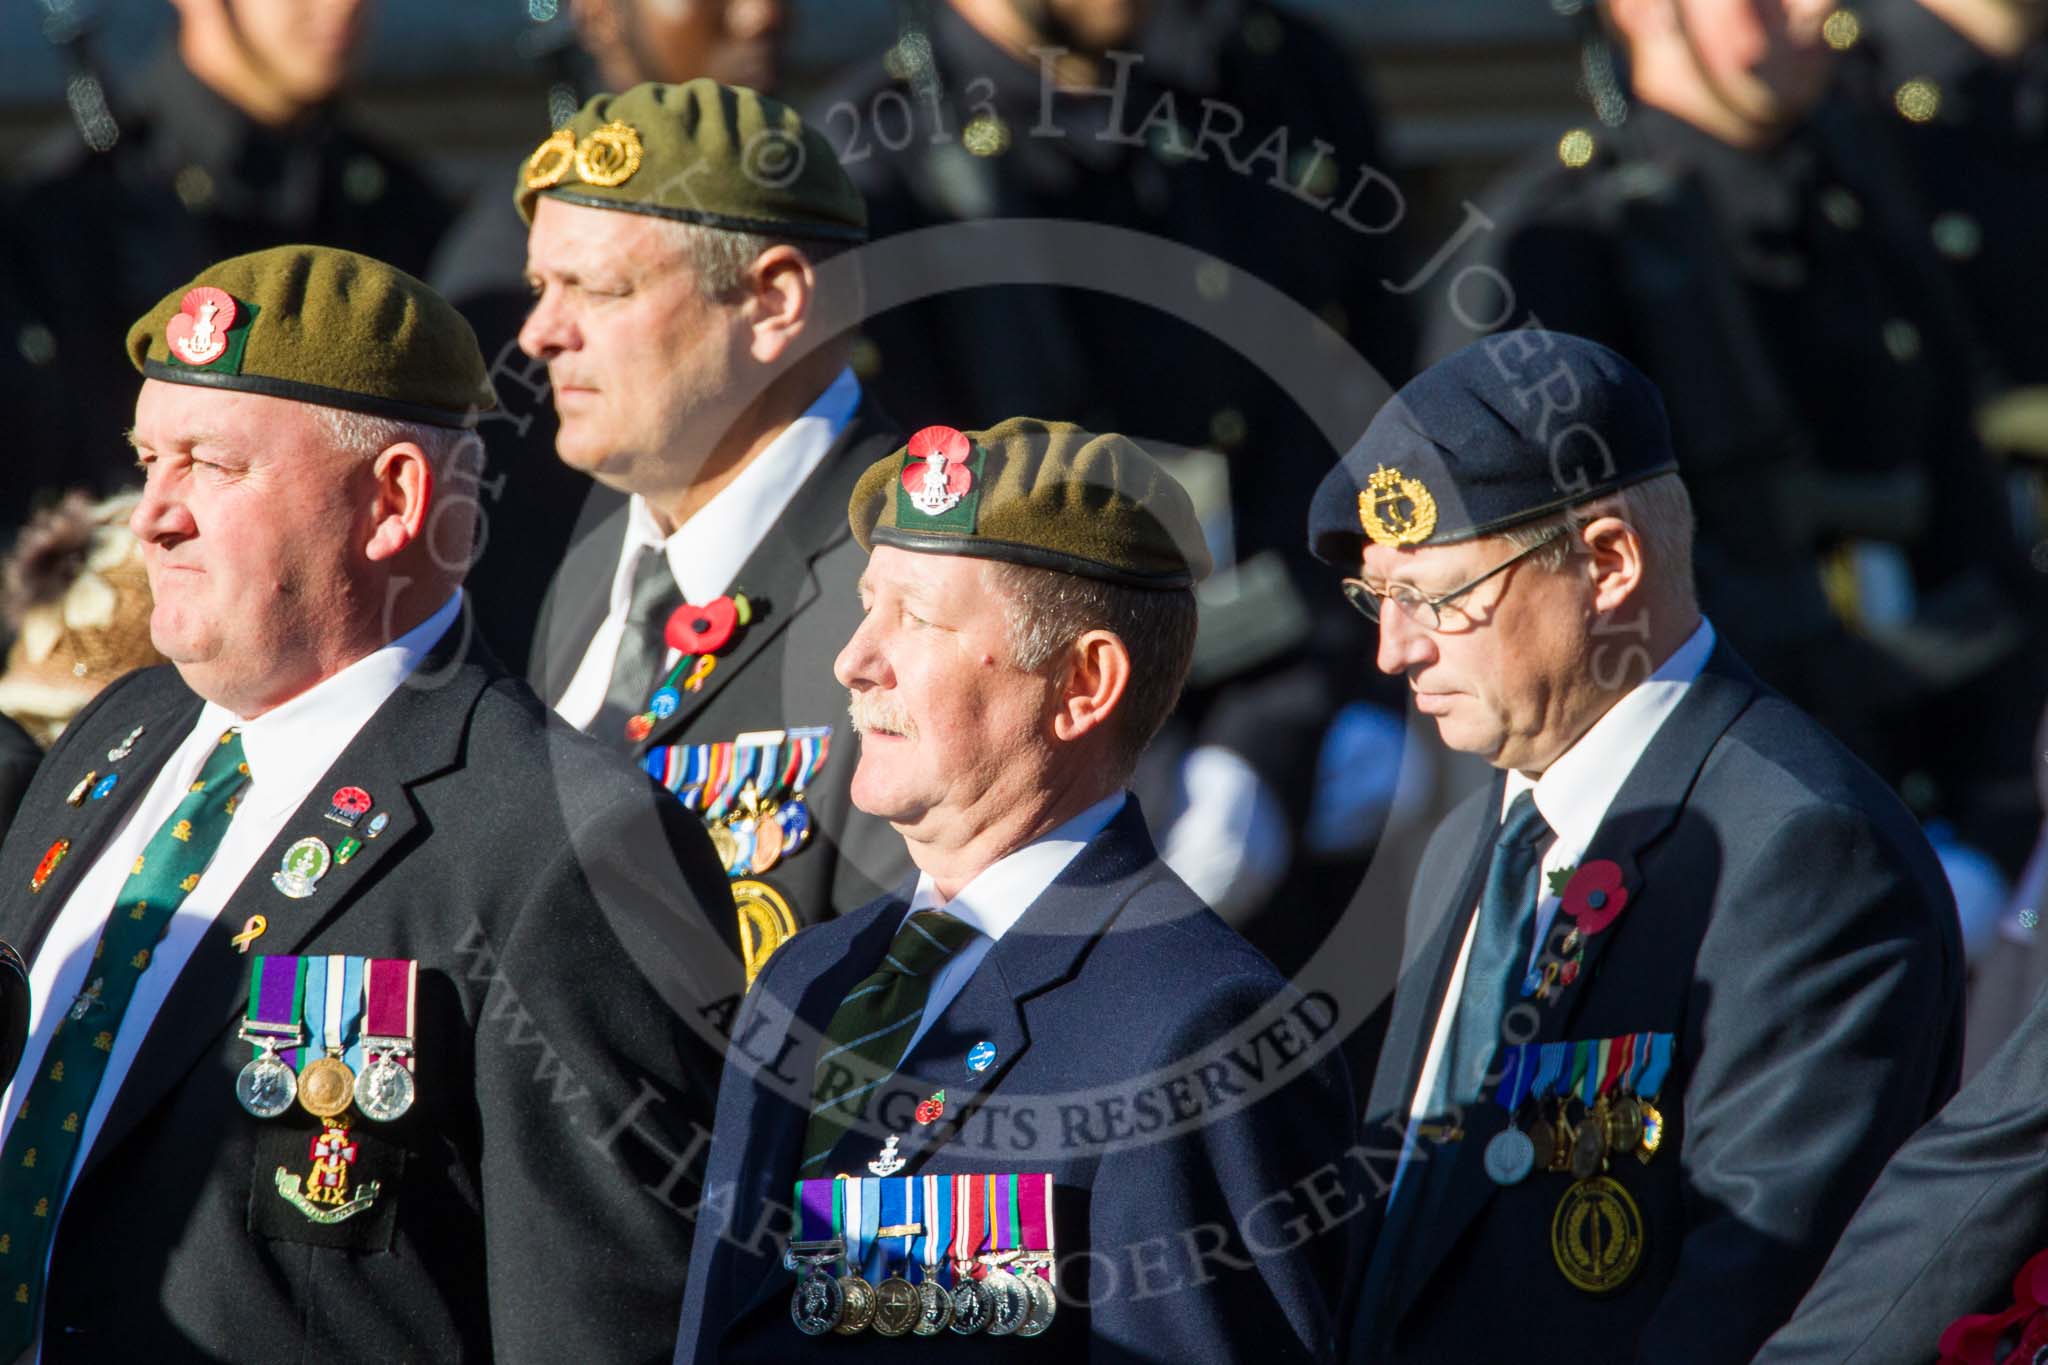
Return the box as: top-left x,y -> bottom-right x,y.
1308,330 -> 1678,567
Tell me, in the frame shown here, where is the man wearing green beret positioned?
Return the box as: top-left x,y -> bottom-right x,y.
0,244 -> 739,1362
678,418 -> 1359,1360
518,78 -> 912,949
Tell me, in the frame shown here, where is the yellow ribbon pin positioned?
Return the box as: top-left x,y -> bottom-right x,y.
231,915 -> 267,954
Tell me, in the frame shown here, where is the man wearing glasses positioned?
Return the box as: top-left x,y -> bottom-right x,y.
1314,332 -> 1963,1363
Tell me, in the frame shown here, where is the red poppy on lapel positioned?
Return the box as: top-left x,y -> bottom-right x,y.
1559,860 -> 1629,936
665,597 -> 738,656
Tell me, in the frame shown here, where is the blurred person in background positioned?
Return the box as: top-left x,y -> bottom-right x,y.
430,0 -> 788,669
0,0 -> 455,547
0,492 -> 167,841
1416,0 -> 2045,885
824,0 -> 1420,970
1840,0 -> 2048,394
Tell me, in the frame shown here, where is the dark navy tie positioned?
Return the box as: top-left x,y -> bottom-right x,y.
1431,790 -> 1553,1113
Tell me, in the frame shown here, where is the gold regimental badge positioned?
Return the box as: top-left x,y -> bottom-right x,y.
1551,1175 -> 1645,1294
523,127 -> 577,191
575,121 -> 644,188
1357,464 -> 1438,547
732,879 -> 798,988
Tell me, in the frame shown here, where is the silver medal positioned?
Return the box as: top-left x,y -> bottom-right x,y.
789,1265 -> 843,1336
236,1047 -> 298,1119
947,1277 -> 993,1334
913,1278 -> 953,1335
1484,1127 -> 1537,1185
1017,1266 -> 1057,1337
353,1054 -> 416,1122
983,1267 -> 1032,1336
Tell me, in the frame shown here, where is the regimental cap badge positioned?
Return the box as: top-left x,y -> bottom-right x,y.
575,121 -> 644,187
897,425 -> 981,524
164,286 -> 254,372
522,120 -> 644,194
1358,464 -> 1438,548
524,127 -> 576,191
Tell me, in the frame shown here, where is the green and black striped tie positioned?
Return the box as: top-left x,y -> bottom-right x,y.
800,909 -> 978,1174
0,728 -> 250,1354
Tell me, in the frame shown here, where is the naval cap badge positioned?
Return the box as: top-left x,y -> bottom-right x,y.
1358,464 -> 1439,548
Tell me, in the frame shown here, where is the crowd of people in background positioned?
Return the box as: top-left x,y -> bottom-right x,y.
0,0 -> 2044,1360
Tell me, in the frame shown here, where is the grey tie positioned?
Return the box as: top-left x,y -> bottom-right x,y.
594,544 -> 682,745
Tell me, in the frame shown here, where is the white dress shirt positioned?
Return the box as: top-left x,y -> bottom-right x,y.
1407,619 -> 1717,1120
0,588 -> 462,1344
896,793 -> 1127,1062
553,368 -> 862,728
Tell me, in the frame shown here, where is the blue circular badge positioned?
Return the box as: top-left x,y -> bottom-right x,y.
1586,890 -> 1608,910
966,1040 -> 997,1073
90,773 -> 119,800
777,799 -> 812,850
1521,968 -> 1542,998
649,687 -> 681,719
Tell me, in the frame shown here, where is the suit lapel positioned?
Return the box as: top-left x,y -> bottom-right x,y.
639,400 -> 897,751
532,501 -> 628,705
838,803 -> 1168,1179
727,802 -> 1166,1331
1535,649 -> 1758,1042
5,691 -> 201,963
726,897 -> 909,1325
77,633 -> 486,1185
1368,777 -> 1504,1126
1395,644 -> 1761,1318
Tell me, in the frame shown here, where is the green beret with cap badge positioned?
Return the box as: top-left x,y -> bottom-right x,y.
515,78 -> 866,242
125,244 -> 497,429
849,417 -> 1213,589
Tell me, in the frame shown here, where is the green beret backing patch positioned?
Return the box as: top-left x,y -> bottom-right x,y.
127,245 -> 497,429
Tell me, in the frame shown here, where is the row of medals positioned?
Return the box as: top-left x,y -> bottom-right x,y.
787,1244 -> 1057,1339
705,786 -> 812,878
236,1034 -> 415,1124
1488,1089 -> 1663,1185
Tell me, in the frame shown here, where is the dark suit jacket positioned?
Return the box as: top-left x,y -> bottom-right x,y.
1755,976 -> 2048,1360
0,713 -> 39,848
529,398 -> 912,925
676,800 -> 1359,1362
1352,644 -> 1963,1364
0,622 -> 741,1363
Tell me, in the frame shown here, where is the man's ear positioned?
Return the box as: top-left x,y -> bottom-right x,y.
1051,628 -> 1132,745
1579,514 -> 1647,616
743,245 -> 815,365
364,443 -> 433,562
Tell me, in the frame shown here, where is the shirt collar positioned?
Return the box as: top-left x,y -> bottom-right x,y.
905,792 -> 1128,942
208,589 -> 463,817
1504,619 -> 1717,852
623,368 -> 862,603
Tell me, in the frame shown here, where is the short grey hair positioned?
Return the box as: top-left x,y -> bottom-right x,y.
651,219 -> 860,311
1501,472 -> 1697,609
312,406 -> 488,577
981,560 -> 1198,780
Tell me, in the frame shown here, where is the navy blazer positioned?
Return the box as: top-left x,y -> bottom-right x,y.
1756,967 -> 2048,1359
1351,642 -> 1963,1364
676,800 -> 1360,1362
